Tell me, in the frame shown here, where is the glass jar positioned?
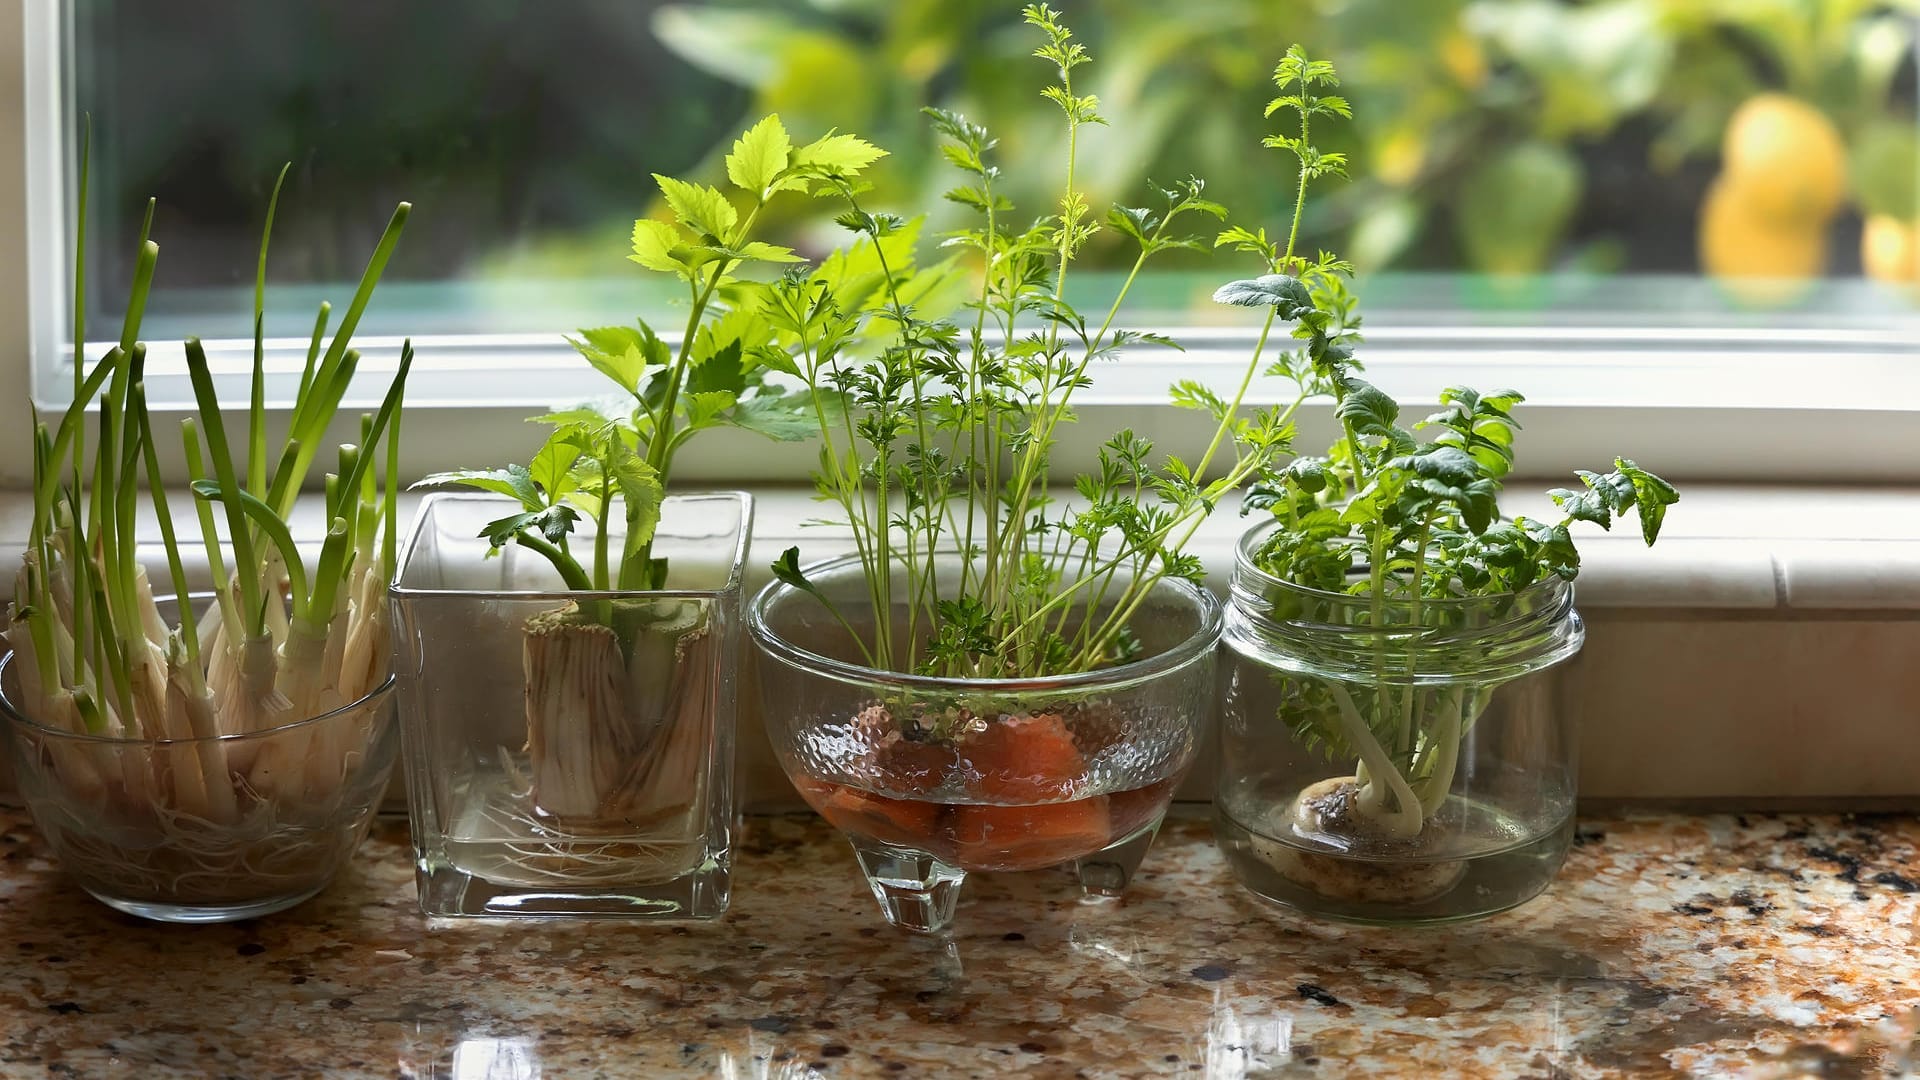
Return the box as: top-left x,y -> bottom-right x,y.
0,596 -> 398,923
1216,520 -> 1586,925
392,491 -> 748,918
749,551 -> 1219,934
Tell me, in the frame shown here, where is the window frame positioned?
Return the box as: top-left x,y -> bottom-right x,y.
14,0 -> 1920,487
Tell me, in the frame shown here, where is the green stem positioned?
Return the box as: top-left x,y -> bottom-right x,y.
269,201 -> 410,518
382,391 -> 402,581
181,421 -> 241,651
299,302 -> 332,406
250,164 -> 291,501
514,532 -> 593,592
1195,307 -> 1280,480
133,384 -> 198,664
593,470 -> 612,591
69,118 -> 90,510
184,338 -> 266,636
190,482 -> 311,623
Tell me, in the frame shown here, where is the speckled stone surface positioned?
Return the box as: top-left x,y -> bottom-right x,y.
0,807 -> 1916,1079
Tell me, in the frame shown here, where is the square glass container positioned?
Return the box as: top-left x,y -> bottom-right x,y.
391,491 -> 749,918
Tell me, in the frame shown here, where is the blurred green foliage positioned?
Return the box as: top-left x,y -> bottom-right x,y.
76,0 -> 1916,323
650,0 -> 1916,278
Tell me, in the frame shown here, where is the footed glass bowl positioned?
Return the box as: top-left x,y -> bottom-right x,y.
749,552 -> 1219,933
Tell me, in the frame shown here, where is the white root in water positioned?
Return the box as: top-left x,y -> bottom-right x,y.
1258,775 -> 1468,905
494,600 -> 712,882
524,607 -> 634,820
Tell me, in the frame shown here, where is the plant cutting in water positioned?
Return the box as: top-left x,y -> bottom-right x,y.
419,115 -> 889,881
1235,51 -> 1680,902
2,135 -> 411,903
760,10 -> 1349,873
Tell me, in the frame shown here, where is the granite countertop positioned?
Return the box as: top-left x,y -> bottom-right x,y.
0,807 -> 1916,1079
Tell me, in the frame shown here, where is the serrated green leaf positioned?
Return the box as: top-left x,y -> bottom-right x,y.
629,219 -> 685,274
530,424 -> 593,504
655,174 -> 739,240
568,325 -> 657,394
735,240 -> 804,264
1106,205 -> 1153,243
607,444 -> 664,557
685,390 -> 737,429
530,395 -> 633,430
745,343 -> 801,379
731,390 -> 821,442
686,339 -> 745,396
791,132 -> 889,180
726,114 -> 791,197
414,466 -> 542,510
481,504 -> 579,550
770,545 -> 825,599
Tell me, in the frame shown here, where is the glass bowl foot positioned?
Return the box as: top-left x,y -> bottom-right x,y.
1073,819 -> 1161,898
848,837 -> 965,934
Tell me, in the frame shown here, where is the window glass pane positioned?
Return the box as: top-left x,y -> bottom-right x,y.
72,0 -> 1920,347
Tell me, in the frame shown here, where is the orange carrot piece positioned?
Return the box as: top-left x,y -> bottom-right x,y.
960,714 -> 1087,802
810,783 -> 944,853
949,796 -> 1111,872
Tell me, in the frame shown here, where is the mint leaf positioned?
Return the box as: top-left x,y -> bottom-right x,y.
1333,376 -> 1399,438
1212,274 -> 1312,316
1617,458 -> 1679,546
1550,487 -> 1612,529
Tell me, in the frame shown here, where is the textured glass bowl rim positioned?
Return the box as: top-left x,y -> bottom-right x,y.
1231,517 -> 1576,616
390,489 -> 752,600
0,651 -> 395,746
747,549 -> 1223,693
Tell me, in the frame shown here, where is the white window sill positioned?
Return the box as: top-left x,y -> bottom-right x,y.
1,482 -> 1917,613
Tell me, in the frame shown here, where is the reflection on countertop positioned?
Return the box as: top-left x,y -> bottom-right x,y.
0,808 -> 1916,1078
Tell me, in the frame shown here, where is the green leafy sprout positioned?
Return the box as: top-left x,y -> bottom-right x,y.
5,122 -> 412,836
1239,52 -> 1681,838
763,11 -> 1361,681
422,116 -> 888,596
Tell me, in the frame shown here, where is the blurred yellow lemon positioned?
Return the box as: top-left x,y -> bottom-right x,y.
1862,214 -> 1919,289
1720,94 -> 1849,225
1439,30 -> 1487,90
1375,128 -> 1426,187
1699,177 -> 1825,305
